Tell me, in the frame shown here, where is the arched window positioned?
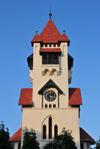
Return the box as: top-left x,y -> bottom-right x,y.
49,117 -> 52,139
81,143 -> 84,149
45,104 -> 47,108
18,143 -> 21,149
43,125 -> 46,139
53,104 -> 56,108
54,125 -> 58,137
49,104 -> 52,108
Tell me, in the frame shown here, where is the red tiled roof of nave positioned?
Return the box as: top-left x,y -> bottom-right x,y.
31,33 -> 42,42
68,88 -> 82,105
18,88 -> 33,105
39,48 -> 61,53
9,127 -> 21,141
31,19 -> 70,44
9,127 -> 95,145
80,127 -> 95,144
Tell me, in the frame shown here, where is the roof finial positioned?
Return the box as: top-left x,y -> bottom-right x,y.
36,31 -> 38,34
49,6 -> 52,19
63,30 -> 65,33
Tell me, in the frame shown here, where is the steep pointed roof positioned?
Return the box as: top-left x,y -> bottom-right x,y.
40,19 -> 61,43
59,33 -> 70,46
31,19 -> 70,45
31,33 -> 42,43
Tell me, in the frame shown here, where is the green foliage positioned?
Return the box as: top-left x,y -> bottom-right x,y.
22,127 -> 40,149
42,127 -> 77,149
0,121 -> 13,149
94,138 -> 100,149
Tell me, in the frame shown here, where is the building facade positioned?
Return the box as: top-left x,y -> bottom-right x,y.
10,15 -> 95,149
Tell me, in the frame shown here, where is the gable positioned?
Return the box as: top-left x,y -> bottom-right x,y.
38,79 -> 63,95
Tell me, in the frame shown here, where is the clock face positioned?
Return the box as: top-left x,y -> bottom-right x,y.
45,90 -> 56,102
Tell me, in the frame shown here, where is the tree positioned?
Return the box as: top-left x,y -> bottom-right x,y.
0,121 -> 13,149
22,127 -> 40,149
94,138 -> 100,149
42,128 -> 77,149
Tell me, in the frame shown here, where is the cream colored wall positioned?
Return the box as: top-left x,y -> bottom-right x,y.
21,41 -> 80,149
14,142 -> 18,149
33,42 -> 69,108
21,108 -> 80,149
82,143 -> 91,149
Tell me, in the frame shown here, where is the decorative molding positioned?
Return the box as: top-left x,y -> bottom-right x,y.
29,70 -> 33,84
41,64 -> 60,76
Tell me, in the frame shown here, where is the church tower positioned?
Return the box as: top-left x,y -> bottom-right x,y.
18,15 -> 82,148
9,13 -> 96,149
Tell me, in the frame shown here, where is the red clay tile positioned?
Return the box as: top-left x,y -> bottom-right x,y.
80,127 -> 95,144
19,88 -> 82,106
9,127 -> 95,145
9,127 -> 21,141
59,33 -> 70,42
31,33 -> 42,43
39,48 -> 61,52
40,19 -> 61,43
19,88 -> 33,105
69,88 -> 82,105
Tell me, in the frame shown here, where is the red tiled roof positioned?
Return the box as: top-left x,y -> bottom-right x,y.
18,88 -> 33,105
9,127 -> 95,145
31,33 -> 42,43
59,33 -> 70,42
9,127 -> 21,141
31,19 -> 70,45
80,127 -> 95,144
69,88 -> 82,105
40,19 -> 61,43
39,48 -> 61,53
19,88 -> 82,106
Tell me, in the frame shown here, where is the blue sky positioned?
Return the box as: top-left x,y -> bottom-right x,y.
0,0 -> 100,146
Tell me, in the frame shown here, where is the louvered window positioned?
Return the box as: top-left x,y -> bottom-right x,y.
42,53 -> 59,64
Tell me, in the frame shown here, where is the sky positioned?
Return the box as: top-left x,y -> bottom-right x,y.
0,0 -> 100,147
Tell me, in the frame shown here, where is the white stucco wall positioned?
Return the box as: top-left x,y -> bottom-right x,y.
82,142 -> 91,149
14,142 -> 18,149
21,41 -> 80,149
21,108 -> 80,149
33,42 -> 69,109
